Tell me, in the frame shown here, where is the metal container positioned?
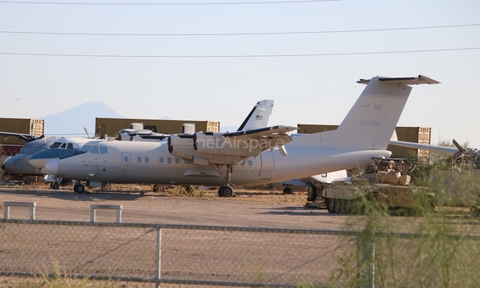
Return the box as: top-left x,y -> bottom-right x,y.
95,118 -> 220,139
0,118 -> 44,145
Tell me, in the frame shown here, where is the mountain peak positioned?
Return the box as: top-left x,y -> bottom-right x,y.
43,101 -> 125,136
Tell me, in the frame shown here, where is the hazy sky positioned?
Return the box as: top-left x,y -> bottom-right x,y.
1,0 -> 479,147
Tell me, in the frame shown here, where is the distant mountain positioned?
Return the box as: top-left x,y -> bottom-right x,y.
42,101 -> 125,136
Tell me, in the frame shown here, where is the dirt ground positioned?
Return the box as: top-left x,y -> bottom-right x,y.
0,183 -> 355,230
0,183 -> 359,288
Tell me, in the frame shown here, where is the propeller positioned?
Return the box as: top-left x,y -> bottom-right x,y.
452,139 -> 478,168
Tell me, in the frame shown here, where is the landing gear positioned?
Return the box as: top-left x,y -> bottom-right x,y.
74,184 -> 85,193
24,178 -> 31,185
283,185 -> 293,194
50,182 -> 60,190
217,164 -> 235,197
218,185 -> 234,197
306,183 -> 318,201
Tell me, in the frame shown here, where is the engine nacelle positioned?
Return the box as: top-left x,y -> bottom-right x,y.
167,134 -> 195,160
193,132 -> 276,158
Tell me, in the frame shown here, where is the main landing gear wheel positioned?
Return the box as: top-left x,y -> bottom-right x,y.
51,182 -> 60,190
283,186 -> 293,194
74,184 -> 85,193
307,183 -> 318,202
218,185 -> 234,197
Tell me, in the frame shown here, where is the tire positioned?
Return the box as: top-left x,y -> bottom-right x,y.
74,184 -> 85,193
307,183 -> 318,201
24,178 -> 31,185
339,199 -> 346,214
52,182 -> 60,190
223,186 -> 234,197
334,199 -> 340,213
327,198 -> 335,213
283,187 -> 293,194
345,200 -> 352,214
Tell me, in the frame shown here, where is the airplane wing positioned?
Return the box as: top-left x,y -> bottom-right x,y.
168,125 -> 298,166
224,125 -> 297,141
389,140 -> 458,155
358,75 -> 440,85
0,131 -> 44,142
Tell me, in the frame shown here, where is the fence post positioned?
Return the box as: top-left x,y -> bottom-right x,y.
90,205 -> 122,223
156,227 -> 162,288
358,231 -> 375,288
4,202 -> 36,221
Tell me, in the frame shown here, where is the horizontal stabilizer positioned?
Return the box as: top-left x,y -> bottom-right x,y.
358,75 -> 440,85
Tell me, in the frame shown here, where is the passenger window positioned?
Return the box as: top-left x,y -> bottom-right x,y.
167,158 -> 172,164
100,147 -> 108,154
123,155 -> 129,162
137,156 -> 142,163
159,157 -> 164,163
145,157 -> 149,163
175,158 -> 180,164
90,146 -> 99,154
67,143 -> 74,150
81,145 -> 92,152
248,160 -> 253,166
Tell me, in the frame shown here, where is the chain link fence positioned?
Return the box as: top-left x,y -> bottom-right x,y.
0,217 -> 357,287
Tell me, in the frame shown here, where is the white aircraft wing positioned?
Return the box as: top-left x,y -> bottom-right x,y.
389,140 -> 458,155
0,131 -> 44,142
169,125 -> 297,166
224,125 -> 297,141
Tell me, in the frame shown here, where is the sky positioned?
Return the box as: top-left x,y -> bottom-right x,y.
1,0 -> 479,148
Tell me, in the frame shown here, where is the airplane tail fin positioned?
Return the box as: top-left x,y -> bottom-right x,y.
237,100 -> 274,131
331,75 -> 439,150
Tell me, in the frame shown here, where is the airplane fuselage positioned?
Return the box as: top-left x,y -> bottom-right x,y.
46,139 -> 391,187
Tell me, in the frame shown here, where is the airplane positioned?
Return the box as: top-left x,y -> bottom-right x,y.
28,99 -> 275,192
40,75 -> 439,196
0,135 -> 96,185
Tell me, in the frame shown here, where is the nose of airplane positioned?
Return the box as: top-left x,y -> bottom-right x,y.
1,157 -> 12,171
44,159 -> 59,175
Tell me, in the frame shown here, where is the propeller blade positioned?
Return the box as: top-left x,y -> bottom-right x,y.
83,127 -> 91,139
452,139 -> 465,153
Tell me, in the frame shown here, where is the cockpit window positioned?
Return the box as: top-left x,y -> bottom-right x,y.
90,146 -> 99,154
80,145 -> 92,152
67,143 -> 74,150
50,142 -> 62,148
100,146 -> 108,154
60,143 -> 67,149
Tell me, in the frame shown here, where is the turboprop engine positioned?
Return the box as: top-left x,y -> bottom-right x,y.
167,134 -> 195,160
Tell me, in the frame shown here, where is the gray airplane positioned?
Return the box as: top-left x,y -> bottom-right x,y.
39,75 -> 439,196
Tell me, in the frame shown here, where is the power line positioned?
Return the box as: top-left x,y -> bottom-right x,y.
0,0 -> 337,5
0,47 -> 478,58
1,23 -> 479,37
